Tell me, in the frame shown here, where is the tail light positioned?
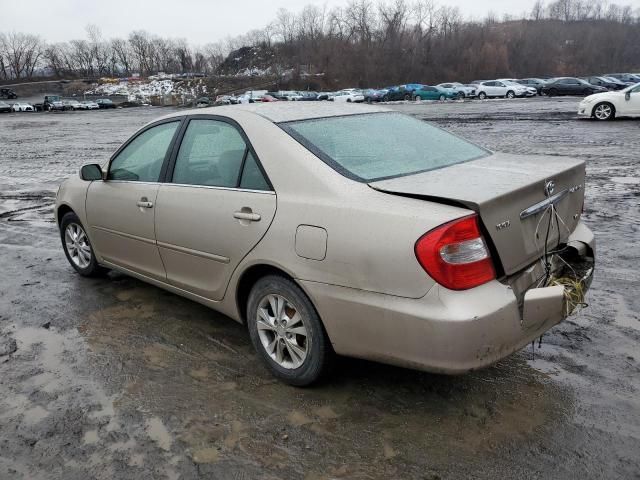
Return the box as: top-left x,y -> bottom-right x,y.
415,214 -> 495,291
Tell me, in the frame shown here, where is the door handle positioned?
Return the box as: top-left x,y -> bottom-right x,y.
136,197 -> 153,209
233,211 -> 261,222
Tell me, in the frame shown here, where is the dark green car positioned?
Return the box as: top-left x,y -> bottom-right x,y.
412,86 -> 460,101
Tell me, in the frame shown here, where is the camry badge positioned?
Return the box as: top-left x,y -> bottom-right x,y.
544,180 -> 555,197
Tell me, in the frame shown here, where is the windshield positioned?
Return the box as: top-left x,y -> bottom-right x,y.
280,113 -> 489,182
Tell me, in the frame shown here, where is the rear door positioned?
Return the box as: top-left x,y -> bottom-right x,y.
155,116 -> 276,300
86,119 -> 182,280
626,84 -> 640,115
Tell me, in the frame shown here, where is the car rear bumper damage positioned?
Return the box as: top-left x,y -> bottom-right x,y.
301,221 -> 594,374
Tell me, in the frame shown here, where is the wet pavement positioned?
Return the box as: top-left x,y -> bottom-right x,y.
0,99 -> 639,479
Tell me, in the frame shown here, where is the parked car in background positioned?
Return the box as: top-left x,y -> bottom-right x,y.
578,82 -> 640,120
316,92 -> 332,101
332,89 -> 365,103
0,88 -> 17,99
601,76 -> 633,89
49,100 -> 66,111
605,73 -> 640,84
542,78 -> 607,96
34,95 -> 62,111
383,84 -> 423,101
437,83 -> 476,98
498,80 -> 537,97
260,95 -> 280,102
516,78 -> 547,94
56,102 -> 594,385
82,101 -> 100,110
299,91 -> 319,101
581,76 -> 625,91
11,102 -> 35,112
413,85 -> 458,101
475,80 -> 528,99
0,101 -> 12,113
363,88 -> 388,103
96,98 -> 117,109
62,99 -> 84,111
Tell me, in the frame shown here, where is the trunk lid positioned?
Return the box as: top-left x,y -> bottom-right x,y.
369,153 -> 585,276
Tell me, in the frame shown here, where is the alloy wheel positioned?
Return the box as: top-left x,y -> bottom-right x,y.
64,223 -> 92,269
256,294 -> 309,369
594,103 -> 612,120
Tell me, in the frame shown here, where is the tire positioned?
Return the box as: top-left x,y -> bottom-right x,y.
439,94 -> 446,101
366,97 -> 372,104
506,90 -> 515,99
414,95 -> 422,101
404,94 -> 411,101
247,275 -> 334,386
548,88 -> 558,97
478,91 -> 487,100
60,212 -> 107,277
592,102 -> 615,121
382,95 -> 389,102
457,92 -> 465,100
347,98 -> 352,103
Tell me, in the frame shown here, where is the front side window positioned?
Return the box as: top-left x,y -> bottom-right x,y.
282,113 -> 488,182
172,119 -> 247,187
109,121 -> 179,181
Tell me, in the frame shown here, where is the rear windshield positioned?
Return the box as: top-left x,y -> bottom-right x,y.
280,112 -> 488,182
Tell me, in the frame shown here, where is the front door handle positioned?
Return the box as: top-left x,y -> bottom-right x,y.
136,197 -> 153,209
233,211 -> 261,222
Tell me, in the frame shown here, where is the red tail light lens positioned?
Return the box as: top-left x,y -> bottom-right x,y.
415,214 -> 496,291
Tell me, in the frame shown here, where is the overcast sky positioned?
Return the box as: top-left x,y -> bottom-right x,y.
3,0 -> 640,44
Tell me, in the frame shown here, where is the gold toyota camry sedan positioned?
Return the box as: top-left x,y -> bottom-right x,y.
55,103 -> 595,385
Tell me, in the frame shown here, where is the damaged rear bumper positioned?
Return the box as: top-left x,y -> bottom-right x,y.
301,221 -> 594,374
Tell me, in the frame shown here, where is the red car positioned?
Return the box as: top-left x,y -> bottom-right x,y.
260,95 -> 279,102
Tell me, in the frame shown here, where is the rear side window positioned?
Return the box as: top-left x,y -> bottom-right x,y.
240,151 -> 270,190
172,119 -> 246,187
281,113 -> 488,182
109,121 -> 179,181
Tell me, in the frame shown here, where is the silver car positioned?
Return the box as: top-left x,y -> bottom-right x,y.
55,103 -> 595,385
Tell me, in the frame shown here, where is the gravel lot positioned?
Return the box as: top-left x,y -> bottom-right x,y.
0,98 -> 639,479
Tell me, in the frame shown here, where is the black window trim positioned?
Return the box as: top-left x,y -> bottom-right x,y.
162,114 -> 273,191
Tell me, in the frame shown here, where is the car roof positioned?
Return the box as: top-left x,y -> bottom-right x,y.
158,102 -> 390,124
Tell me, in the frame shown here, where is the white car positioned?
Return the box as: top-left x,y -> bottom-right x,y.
475,80 -> 529,99
578,82 -> 640,120
332,90 -> 365,103
437,82 -> 476,98
11,102 -> 35,112
498,80 -> 537,97
82,101 -> 100,110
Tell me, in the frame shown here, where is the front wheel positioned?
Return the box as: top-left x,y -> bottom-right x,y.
457,92 -> 465,99
60,212 -> 107,277
506,90 -> 515,99
439,94 -> 446,101
414,95 -> 422,101
247,275 -> 334,386
478,92 -> 487,100
592,102 -> 615,121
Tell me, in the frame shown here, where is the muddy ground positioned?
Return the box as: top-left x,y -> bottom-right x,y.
0,98 -> 638,479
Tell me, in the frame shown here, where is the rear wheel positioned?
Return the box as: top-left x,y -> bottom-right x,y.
457,92 -> 465,99
404,94 -> 411,101
247,275 -> 334,386
414,95 -> 422,101
548,88 -> 558,97
382,95 -> 389,102
439,94 -> 446,101
592,102 -> 615,121
60,212 -> 107,277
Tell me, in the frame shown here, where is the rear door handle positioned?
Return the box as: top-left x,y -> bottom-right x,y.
233,211 -> 261,222
136,197 -> 153,209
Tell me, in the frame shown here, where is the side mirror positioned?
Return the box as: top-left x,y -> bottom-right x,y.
625,92 -> 631,101
80,163 -> 104,181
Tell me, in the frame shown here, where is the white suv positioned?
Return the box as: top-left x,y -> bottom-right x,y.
475,80 -> 529,99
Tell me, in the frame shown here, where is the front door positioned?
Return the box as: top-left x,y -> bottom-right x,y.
155,117 -> 276,300
623,85 -> 640,115
86,120 -> 182,280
